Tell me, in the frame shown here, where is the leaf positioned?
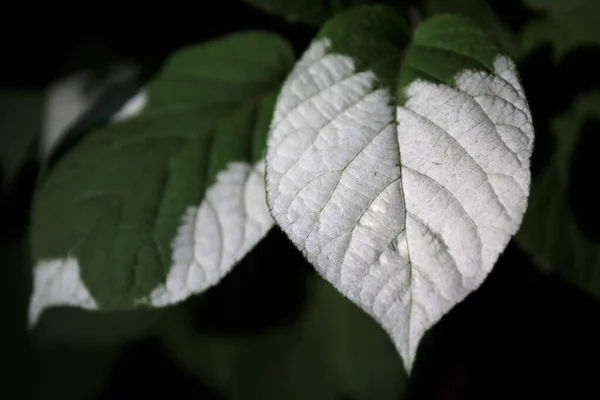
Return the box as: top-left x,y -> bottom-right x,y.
29,31 -> 294,324
162,271 -> 406,400
40,64 -> 138,160
265,6 -> 534,371
521,0 -> 600,60
424,0 -> 521,57
244,0 -> 373,26
33,344 -> 122,400
517,91 -> 600,295
28,295 -> 188,399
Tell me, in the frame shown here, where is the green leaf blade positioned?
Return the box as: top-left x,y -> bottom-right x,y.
517,91 -> 600,296
30,31 -> 293,323
521,0 -> 600,60
398,14 -> 502,103
423,0 -> 521,57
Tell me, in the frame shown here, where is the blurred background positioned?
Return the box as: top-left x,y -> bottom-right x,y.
1,1 -> 600,399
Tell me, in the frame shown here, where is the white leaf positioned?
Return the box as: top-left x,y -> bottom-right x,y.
266,39 -> 533,371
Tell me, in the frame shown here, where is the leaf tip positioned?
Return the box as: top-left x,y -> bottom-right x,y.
28,257 -> 98,327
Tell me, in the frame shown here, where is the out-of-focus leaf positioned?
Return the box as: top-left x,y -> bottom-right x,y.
521,0 -> 600,60
30,304 -> 178,400
161,271 -> 407,400
97,338 -> 225,399
33,307 -> 169,346
517,91 -> 600,296
40,64 -> 138,161
32,344 -> 120,400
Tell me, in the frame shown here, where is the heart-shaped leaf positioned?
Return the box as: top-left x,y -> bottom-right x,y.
29,31 -> 294,324
266,6 -> 534,371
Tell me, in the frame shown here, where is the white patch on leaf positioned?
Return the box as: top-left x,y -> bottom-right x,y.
266,39 -> 533,372
111,90 -> 148,123
29,257 -> 98,326
148,161 -> 273,306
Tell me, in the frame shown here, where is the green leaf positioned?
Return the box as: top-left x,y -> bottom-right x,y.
29,31 -> 294,323
424,0 -> 521,57
517,91 -> 600,295
162,272 -> 406,400
29,305 -> 176,399
33,344 -> 121,400
266,6 -> 533,371
521,0 -> 600,60
244,0 -> 375,26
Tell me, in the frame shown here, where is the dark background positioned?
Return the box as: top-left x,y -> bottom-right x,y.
2,1 -> 600,399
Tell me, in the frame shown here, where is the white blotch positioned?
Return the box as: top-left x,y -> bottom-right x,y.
266,38 -> 533,372
40,64 -> 138,160
29,257 -> 98,326
111,90 -> 148,123
148,161 -> 273,306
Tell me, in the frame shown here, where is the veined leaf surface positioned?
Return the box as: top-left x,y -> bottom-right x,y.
29,31 -> 294,324
266,6 -> 534,371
